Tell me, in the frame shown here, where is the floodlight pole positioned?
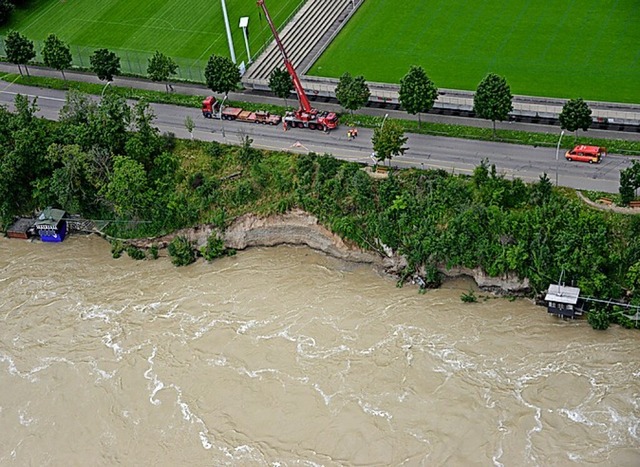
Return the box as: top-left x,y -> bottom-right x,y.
221,0 -> 237,64
555,130 -> 565,187
239,17 -> 251,64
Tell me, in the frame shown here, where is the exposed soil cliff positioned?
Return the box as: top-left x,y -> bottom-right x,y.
126,208 -> 530,294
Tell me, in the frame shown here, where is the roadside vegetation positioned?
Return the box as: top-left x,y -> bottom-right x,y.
1,91 -> 640,332
3,72 -> 640,157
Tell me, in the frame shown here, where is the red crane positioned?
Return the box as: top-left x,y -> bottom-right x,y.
257,0 -> 339,131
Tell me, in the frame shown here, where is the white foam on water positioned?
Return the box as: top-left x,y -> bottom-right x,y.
143,347 -> 164,406
102,332 -> 123,360
199,431 -> 212,450
358,398 -> 392,420
313,383 -> 336,406
567,452 -> 582,461
80,302 -> 129,323
492,416 -> 508,467
89,359 -> 115,381
18,408 -> 34,426
237,318 -> 272,334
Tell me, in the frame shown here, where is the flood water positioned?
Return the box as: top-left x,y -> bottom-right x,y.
1,236 -> 639,466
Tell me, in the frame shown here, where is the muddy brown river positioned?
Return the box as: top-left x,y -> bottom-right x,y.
1,236 -> 639,466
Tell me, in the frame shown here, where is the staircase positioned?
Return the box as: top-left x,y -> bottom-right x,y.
243,0 -> 358,90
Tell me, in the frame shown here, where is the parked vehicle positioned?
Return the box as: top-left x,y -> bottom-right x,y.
565,145 -> 607,164
201,96 -> 281,125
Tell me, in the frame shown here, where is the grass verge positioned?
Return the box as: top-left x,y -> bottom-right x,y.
3,72 -> 640,156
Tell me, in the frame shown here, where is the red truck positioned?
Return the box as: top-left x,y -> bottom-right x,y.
201,96 -> 281,125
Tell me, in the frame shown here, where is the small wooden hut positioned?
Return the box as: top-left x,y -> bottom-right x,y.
544,284 -> 583,319
35,207 -> 67,243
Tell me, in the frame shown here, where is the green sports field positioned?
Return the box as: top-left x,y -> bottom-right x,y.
0,0 -> 304,79
310,0 -> 640,104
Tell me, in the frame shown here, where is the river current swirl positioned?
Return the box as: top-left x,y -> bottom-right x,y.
1,236 -> 639,465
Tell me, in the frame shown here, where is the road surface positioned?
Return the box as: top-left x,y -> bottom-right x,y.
0,83 -> 631,193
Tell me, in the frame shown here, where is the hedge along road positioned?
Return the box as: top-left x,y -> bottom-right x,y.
0,82 -> 632,193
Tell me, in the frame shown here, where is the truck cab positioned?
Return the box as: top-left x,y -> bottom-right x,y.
565,145 -> 606,164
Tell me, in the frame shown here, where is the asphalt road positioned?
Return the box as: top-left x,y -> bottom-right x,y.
0,83 -> 632,193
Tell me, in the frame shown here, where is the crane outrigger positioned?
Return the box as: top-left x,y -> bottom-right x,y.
257,0 -> 339,131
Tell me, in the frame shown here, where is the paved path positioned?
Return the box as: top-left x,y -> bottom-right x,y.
2,62 -> 639,144
0,81 -> 631,194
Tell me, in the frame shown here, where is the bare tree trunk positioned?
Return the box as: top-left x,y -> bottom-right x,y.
61,69 -> 66,80
418,112 -> 422,129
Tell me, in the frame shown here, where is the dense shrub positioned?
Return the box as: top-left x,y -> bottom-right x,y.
200,234 -> 235,261
126,245 -> 146,260
587,307 -> 610,330
167,236 -> 195,266
111,240 -> 124,259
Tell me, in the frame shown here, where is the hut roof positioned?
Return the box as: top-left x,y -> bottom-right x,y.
545,284 -> 581,305
35,207 -> 66,228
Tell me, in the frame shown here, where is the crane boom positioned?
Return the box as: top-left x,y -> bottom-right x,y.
256,0 -> 312,113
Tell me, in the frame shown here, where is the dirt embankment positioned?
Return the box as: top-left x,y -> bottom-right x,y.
126,208 -> 530,294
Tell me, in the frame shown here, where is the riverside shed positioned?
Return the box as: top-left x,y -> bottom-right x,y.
545,284 -> 582,319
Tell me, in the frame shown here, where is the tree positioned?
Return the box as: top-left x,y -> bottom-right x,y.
204,54 -> 240,97
4,30 -> 36,76
473,73 -> 513,138
42,34 -> 72,80
147,50 -> 178,92
559,98 -> 592,138
372,120 -> 408,166
184,115 -> 195,140
619,160 -> 640,206
335,72 -> 370,114
268,67 -> 293,107
0,0 -> 14,26
45,143 -> 90,213
104,156 -> 151,218
90,48 -> 121,82
399,65 -> 438,128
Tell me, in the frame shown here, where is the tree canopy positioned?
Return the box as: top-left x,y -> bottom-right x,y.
90,48 -> 121,82
42,34 -> 72,80
559,98 -> 592,137
0,0 -> 15,26
147,50 -> 178,92
204,54 -> 240,97
335,72 -> 370,114
4,30 -> 36,76
268,67 -> 293,107
399,65 -> 438,128
372,120 -> 408,165
473,73 -> 513,137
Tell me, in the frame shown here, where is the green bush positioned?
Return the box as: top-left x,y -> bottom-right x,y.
167,236 -> 196,266
587,307 -> 610,330
461,290 -> 478,303
149,243 -> 159,260
126,245 -> 146,260
200,234 -> 226,261
111,240 -> 124,259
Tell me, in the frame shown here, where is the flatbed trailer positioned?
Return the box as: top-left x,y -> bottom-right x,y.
202,96 -> 281,125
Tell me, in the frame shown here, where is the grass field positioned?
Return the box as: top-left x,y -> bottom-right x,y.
309,0 -> 640,104
0,0 -> 304,79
